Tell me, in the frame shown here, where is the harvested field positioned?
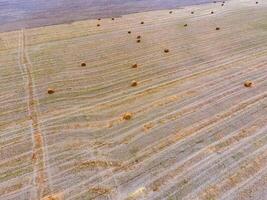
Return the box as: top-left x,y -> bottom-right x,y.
0,0 -> 267,199
0,0 -> 215,32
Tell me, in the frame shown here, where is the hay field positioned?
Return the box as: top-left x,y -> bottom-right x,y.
0,0 -> 214,32
0,0 -> 267,199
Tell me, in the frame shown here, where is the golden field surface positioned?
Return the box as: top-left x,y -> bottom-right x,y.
0,0 -> 266,199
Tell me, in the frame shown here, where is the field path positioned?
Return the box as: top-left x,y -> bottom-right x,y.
18,29 -> 50,199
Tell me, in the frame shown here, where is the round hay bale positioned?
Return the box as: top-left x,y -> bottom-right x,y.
122,112 -> 133,120
184,24 -> 188,27
211,11 -> 214,14
132,64 -> 138,68
111,18 -> 115,20
136,39 -> 141,43
164,49 -> 170,53
244,81 -> 253,87
47,88 -> 55,94
97,24 -> 100,27
169,11 -> 173,14
131,80 -> 138,87
191,11 -> 194,14
137,35 -> 141,39
141,21 -> 144,24
98,18 -> 101,21
221,3 -> 224,6
216,27 -> 220,30
81,62 -> 86,67
128,31 -> 132,34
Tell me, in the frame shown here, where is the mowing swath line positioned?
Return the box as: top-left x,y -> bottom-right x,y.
36,49 -> 267,130
224,165 -> 267,200
69,103 -> 267,198
118,106 -> 266,192
31,30 -> 266,97
28,10 -> 267,122
33,27 -> 267,108
0,185 -> 33,200
101,75 -> 267,156
158,122 -> 267,199
97,69 -> 267,148
107,101 -> 267,195
221,163 -> 267,200
195,143 -> 267,200
164,143 -> 267,200
119,111 -> 267,197
56,92 -> 266,198
122,92 -> 267,172
42,70 -> 267,186
40,69 -> 266,182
